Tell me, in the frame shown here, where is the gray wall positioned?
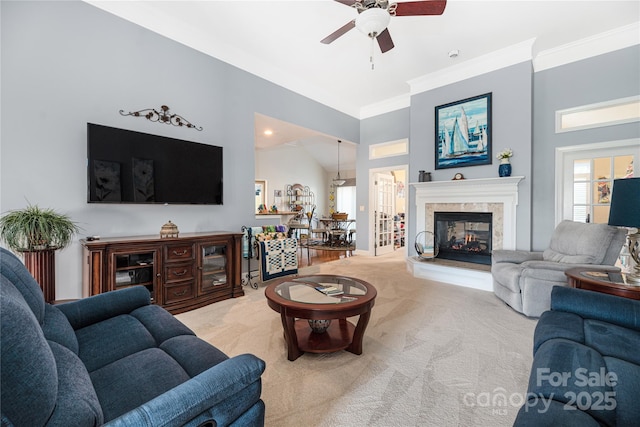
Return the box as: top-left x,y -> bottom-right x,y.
1,1 -> 359,298
407,62 -> 534,253
531,45 -> 640,249
358,108 -> 410,251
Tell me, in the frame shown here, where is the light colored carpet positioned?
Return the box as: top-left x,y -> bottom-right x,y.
176,251 -> 537,427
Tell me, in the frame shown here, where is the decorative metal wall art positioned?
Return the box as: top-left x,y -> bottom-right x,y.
119,105 -> 203,131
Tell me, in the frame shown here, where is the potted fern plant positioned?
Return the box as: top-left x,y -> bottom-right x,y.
0,204 -> 80,302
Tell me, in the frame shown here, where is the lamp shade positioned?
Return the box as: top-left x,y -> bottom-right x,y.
355,8 -> 391,37
608,177 -> 640,228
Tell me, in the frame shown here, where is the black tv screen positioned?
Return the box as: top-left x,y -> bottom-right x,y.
87,123 -> 223,204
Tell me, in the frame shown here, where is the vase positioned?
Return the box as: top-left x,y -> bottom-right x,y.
418,171 -> 431,182
498,158 -> 512,177
308,319 -> 331,334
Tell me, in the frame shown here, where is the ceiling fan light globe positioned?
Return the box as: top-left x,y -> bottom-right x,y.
355,7 -> 391,37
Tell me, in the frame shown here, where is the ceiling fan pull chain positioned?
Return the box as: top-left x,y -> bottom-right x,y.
370,36 -> 375,70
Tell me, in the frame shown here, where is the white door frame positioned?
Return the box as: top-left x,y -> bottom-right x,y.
367,164 -> 409,256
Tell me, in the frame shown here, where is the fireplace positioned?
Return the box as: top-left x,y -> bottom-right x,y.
434,212 -> 492,265
409,177 -> 523,291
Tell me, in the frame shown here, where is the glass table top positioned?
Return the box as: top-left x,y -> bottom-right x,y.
580,270 -> 634,286
275,275 -> 367,304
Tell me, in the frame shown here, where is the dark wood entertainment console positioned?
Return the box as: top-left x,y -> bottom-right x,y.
81,231 -> 244,314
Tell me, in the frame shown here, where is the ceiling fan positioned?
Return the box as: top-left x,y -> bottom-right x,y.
321,0 -> 447,53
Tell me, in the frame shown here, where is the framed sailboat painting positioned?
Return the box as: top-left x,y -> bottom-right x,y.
435,93 -> 492,170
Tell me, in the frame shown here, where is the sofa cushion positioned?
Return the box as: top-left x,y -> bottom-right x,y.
527,339 -> 615,427
90,347 -> 191,422
551,286 -> 640,332
602,357 -> 640,426
0,277 -> 57,426
46,340 -> 104,426
161,335 -> 229,377
584,319 -> 640,366
514,399 -> 602,426
57,285 -> 151,330
0,247 -> 46,323
533,311 -> 585,353
543,221 -> 616,265
42,304 -> 79,354
76,314 -> 156,372
130,304 -> 195,344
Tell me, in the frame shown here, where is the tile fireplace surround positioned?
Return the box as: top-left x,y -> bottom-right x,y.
408,176 -> 524,291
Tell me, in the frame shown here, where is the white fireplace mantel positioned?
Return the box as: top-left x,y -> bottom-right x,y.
412,176 -> 524,250
408,176 -> 524,291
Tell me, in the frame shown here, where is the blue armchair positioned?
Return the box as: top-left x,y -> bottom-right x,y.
0,247 -> 265,426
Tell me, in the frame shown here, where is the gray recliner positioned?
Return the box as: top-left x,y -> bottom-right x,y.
492,220 -> 627,318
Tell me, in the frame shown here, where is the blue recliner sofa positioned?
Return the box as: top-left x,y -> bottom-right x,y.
514,286 -> 640,426
0,247 -> 266,426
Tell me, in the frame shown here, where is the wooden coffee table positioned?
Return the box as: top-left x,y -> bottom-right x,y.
265,275 -> 377,361
565,268 -> 640,300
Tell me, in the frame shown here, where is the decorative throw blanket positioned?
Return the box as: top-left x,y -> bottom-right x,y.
259,238 -> 298,281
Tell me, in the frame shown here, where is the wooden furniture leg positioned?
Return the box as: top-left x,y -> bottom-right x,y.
281,312 -> 303,361
347,310 -> 371,355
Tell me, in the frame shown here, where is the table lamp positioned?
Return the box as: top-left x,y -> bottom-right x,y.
608,177 -> 640,284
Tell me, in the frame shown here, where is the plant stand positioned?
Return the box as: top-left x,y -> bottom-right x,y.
23,250 -> 56,303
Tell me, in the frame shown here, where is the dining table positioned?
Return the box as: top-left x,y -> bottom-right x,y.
318,218 -> 355,246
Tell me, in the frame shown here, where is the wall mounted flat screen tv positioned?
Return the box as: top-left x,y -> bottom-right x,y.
87,123 -> 223,204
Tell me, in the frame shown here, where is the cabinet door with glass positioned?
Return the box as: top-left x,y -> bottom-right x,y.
198,241 -> 230,295
110,249 -> 158,301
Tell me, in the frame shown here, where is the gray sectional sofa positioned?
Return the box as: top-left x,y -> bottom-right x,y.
514,286 -> 640,426
0,247 -> 266,426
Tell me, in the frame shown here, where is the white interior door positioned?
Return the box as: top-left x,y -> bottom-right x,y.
374,173 -> 396,255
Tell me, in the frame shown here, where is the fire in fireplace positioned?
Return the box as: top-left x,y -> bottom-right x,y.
434,212 -> 492,265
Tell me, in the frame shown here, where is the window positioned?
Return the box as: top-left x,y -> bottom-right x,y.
336,185 -> 356,220
571,155 -> 634,223
369,139 -> 408,160
557,140 -> 638,224
556,96 -> 640,133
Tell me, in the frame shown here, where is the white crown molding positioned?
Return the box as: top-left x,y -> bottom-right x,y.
361,22 -> 639,117
406,39 -> 536,96
358,39 -> 537,118
533,22 -> 640,72
359,94 -> 411,119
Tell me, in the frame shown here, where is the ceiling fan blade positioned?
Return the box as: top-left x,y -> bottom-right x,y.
394,0 -> 447,16
321,20 -> 355,44
333,0 -> 357,5
377,28 -> 394,53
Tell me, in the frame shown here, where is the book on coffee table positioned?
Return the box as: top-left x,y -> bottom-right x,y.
315,285 -> 344,296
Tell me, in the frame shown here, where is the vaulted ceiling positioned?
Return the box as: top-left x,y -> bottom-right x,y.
86,1 -> 639,172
